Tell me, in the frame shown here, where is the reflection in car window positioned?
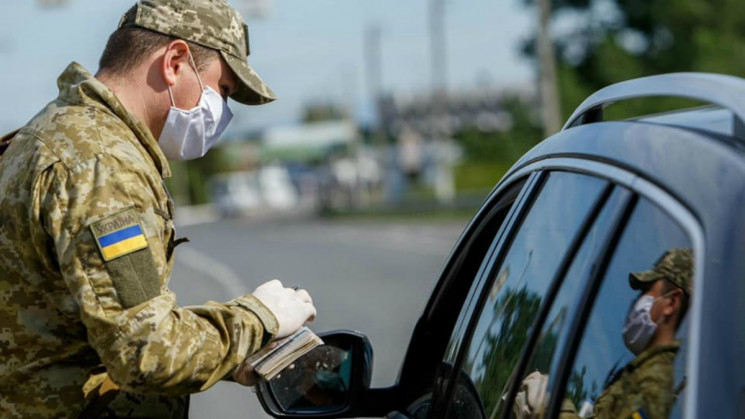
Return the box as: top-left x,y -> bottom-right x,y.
431,179 -> 527,418
508,188 -> 628,417
559,199 -> 693,419
453,171 -> 608,418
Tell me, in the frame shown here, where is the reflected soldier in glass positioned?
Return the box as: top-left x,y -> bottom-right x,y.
514,248 -> 692,419
561,248 -> 693,419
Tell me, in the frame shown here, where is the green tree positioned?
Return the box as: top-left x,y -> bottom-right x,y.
451,95 -> 543,191
524,0 -> 745,120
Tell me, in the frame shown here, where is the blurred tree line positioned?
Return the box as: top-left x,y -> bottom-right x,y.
456,0 -> 745,192
531,0 -> 745,119
452,96 -> 542,192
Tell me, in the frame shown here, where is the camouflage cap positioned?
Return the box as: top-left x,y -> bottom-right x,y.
629,248 -> 693,295
119,0 -> 276,105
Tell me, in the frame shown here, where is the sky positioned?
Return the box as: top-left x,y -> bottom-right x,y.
0,0 -> 536,135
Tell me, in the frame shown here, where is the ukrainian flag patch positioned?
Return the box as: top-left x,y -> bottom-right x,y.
91,208 -> 149,261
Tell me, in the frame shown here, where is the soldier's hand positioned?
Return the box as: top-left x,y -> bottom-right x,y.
514,371 -> 548,417
252,279 -> 317,339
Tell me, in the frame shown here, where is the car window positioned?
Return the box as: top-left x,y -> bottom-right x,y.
448,171 -> 609,418
399,175 -> 535,418
505,186 -> 630,417
417,178 -> 530,418
556,198 -> 693,419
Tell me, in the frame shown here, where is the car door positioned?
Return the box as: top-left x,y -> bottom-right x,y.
436,160 -> 701,419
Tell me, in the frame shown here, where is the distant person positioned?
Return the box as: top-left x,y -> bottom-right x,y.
0,0 -> 316,417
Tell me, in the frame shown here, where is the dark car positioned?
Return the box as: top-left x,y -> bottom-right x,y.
254,73 -> 745,419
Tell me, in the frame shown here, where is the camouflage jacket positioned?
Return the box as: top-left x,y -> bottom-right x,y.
559,342 -> 681,419
592,342 -> 680,419
0,62 -> 278,418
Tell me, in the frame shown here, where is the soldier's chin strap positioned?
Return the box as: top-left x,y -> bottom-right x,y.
79,374 -> 121,419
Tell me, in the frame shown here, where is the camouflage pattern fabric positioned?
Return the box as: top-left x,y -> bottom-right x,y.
0,62 -> 278,418
560,342 -> 680,419
119,0 -> 276,105
630,248 -> 693,294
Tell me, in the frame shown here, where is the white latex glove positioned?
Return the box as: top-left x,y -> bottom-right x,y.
514,371 -> 548,418
252,279 -> 317,339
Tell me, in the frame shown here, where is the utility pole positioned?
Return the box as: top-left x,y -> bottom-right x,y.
428,0 -> 455,203
365,24 -> 384,132
365,25 -> 383,100
429,0 -> 448,133
429,0 -> 447,96
536,0 -> 562,136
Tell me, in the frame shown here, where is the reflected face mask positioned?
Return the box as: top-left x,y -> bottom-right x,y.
158,54 -> 233,161
622,294 -> 658,355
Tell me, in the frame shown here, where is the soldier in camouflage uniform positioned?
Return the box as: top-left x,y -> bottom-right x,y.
559,248 -> 693,419
0,1 -> 316,417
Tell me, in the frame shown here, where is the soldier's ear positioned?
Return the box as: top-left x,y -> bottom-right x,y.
161,40 -> 191,87
664,289 -> 683,316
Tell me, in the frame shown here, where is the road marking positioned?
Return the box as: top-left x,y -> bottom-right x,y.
175,246 -> 247,297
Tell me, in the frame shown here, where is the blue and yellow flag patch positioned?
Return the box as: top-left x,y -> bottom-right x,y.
91,208 -> 149,261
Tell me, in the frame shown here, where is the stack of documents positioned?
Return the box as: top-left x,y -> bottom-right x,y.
246,327 -> 324,381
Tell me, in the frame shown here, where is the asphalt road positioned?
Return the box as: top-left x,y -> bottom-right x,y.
168,216 -> 467,418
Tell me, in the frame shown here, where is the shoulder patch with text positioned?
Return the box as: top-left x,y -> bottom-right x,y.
90,208 -> 148,261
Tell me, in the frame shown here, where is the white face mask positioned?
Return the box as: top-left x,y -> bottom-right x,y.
622,291 -> 674,355
622,295 -> 658,355
158,54 -> 233,161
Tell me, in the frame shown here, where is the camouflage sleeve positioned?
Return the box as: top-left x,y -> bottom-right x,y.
558,397 -> 580,419
632,356 -> 676,419
36,154 -> 278,396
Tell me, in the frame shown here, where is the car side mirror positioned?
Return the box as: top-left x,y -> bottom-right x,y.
256,330 -> 373,418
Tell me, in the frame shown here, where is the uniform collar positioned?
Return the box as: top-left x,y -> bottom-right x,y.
629,341 -> 681,369
56,62 -> 172,178
603,341 -> 681,390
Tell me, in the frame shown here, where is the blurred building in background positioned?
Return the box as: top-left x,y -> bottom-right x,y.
378,90 -> 520,138
169,83 -> 542,221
